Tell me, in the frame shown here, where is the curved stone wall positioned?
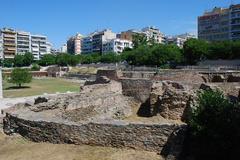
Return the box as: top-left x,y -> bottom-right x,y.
3,113 -> 185,153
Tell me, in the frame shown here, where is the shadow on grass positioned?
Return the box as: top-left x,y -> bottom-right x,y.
5,86 -> 31,90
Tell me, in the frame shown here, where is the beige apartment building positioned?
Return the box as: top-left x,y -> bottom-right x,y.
1,28 -> 16,59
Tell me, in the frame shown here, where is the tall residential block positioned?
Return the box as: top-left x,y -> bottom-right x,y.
230,4 -> 240,40
81,36 -> 93,54
0,33 -> 3,59
92,29 -> 116,53
31,34 -> 47,60
198,4 -> 240,41
67,33 -> 82,54
17,31 -> 31,54
0,28 -> 51,60
1,28 -> 17,59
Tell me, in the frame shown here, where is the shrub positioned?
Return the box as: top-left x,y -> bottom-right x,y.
188,90 -> 240,159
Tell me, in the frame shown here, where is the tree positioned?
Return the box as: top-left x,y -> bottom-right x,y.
14,55 -> 24,67
56,53 -> 71,66
23,52 -> 34,66
8,68 -> 32,88
100,53 -> 120,63
183,39 -> 209,65
39,54 -> 56,66
132,34 -> 148,49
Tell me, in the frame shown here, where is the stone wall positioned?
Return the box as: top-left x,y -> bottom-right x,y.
122,71 -> 156,79
121,78 -> 153,102
3,113 -> 186,154
96,70 -> 122,81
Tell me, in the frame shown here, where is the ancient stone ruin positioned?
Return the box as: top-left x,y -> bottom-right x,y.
3,69 -> 240,160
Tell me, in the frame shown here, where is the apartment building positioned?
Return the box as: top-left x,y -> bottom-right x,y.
31,35 -> 47,60
198,4 -> 240,41
60,44 -> 67,53
17,31 -> 31,54
1,28 -> 17,59
92,29 -> 116,53
142,26 -> 165,44
118,29 -> 143,41
230,4 -> 240,40
102,38 -> 133,54
166,33 -> 196,48
0,33 -> 3,59
67,33 -> 82,54
81,36 -> 93,54
46,42 -> 52,54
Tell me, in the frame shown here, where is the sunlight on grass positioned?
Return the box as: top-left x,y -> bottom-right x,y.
3,78 -> 80,98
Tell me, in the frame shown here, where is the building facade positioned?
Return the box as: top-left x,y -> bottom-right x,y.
102,38 -> 133,54
31,35 -> 47,60
92,29 -> 116,53
142,26 -> 165,44
118,29 -> 143,41
60,44 -> 67,53
81,36 -> 93,54
67,33 -> 82,54
1,28 -> 17,59
230,4 -> 240,40
0,28 -> 51,60
198,4 -> 240,41
166,33 -> 196,48
17,31 -> 31,54
0,33 -> 3,59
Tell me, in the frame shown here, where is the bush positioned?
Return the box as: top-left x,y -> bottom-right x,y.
188,90 -> 240,159
31,63 -> 40,71
8,68 -> 32,88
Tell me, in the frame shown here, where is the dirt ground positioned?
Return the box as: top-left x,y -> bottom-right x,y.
0,132 -> 163,160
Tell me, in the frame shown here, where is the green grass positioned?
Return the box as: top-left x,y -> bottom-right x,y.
3,78 -> 80,98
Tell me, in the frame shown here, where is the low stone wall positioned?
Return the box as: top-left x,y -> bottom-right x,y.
96,70 -> 122,81
3,113 -> 186,153
122,71 -> 156,79
121,78 -> 153,102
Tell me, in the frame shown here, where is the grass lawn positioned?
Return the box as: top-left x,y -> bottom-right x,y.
3,78 -> 80,98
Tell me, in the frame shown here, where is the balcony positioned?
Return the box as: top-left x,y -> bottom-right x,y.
4,34 -> 16,38
4,43 -> 16,47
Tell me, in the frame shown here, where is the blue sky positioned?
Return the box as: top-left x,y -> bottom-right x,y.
1,0 -> 240,48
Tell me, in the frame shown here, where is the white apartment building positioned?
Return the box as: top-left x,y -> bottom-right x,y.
166,33 -> 196,48
17,31 -> 31,54
46,42 -> 52,54
0,33 -> 3,59
60,44 -> 67,53
31,34 -> 47,60
102,38 -> 133,54
142,26 -> 165,44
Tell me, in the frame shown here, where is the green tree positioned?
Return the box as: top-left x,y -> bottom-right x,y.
8,68 -> 32,88
100,53 -> 120,63
56,53 -> 70,66
14,55 -> 24,67
39,54 -> 56,66
23,52 -> 34,66
183,39 -> 209,65
132,34 -> 148,49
